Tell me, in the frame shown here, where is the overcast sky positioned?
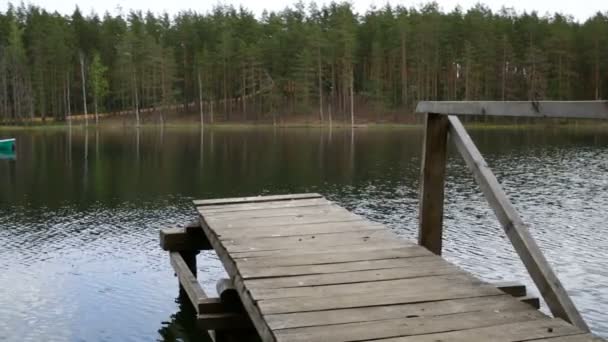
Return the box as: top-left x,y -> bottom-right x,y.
1,0 -> 605,22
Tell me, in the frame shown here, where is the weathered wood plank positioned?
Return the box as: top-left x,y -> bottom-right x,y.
198,216 -> 277,342
416,101 -> 608,119
251,273 -> 483,300
448,115 -> 589,331
200,211 -> 362,229
200,198 -> 331,213
376,318 -> 581,342
231,241 -> 410,259
258,282 -> 504,314
160,227 -> 212,251
194,193 -> 322,206
202,205 -> 349,220
197,312 -> 253,330
244,261 -> 460,288
223,230 -> 397,253
234,245 -> 432,268
530,334 -> 605,341
273,308 -> 546,342
265,295 -> 531,330
214,221 -> 386,239
239,256 -> 442,279
170,252 -> 207,313
418,113 -> 449,255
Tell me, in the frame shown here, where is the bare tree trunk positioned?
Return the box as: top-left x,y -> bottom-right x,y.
94,97 -> 98,125
80,52 -> 88,126
350,66 -> 354,127
210,100 -> 214,123
401,32 -> 408,108
133,71 -> 140,126
317,46 -> 323,123
594,39 -> 600,100
198,71 -> 204,128
67,72 -> 72,128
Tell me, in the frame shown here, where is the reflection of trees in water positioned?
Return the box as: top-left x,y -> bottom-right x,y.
158,296 -> 212,342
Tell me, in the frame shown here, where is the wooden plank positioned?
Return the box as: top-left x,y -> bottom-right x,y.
201,211 -> 362,229
198,298 -> 230,314
416,101 -> 608,119
197,312 -> 253,330
258,282 -> 504,314
265,295 -> 532,330
170,252 -> 207,314
251,273 -> 483,300
231,241 -> 410,259
530,335 -> 605,342
198,216 -> 277,342
418,113 -> 449,255
202,205 -> 349,220
234,246 -> 432,268
239,256 -> 443,279
194,193 -> 322,206
213,221 -> 386,239
448,115 -> 589,332
200,198 -> 331,213
160,227 -> 212,251
376,318 -> 582,342
273,308 -> 546,342
223,230 -> 397,253
244,262 -> 461,289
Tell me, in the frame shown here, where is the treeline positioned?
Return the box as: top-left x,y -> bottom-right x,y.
1,2 -> 607,125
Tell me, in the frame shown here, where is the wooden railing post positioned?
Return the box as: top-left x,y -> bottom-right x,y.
418,113 -> 449,255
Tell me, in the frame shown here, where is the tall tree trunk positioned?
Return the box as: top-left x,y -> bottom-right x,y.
242,65 -> 247,120
401,32 -> 408,109
317,46 -> 323,123
80,52 -> 88,126
350,66 -> 354,127
594,39 -> 600,100
94,97 -> 98,125
67,71 -> 72,127
198,71 -> 204,128
133,71 -> 140,126
210,100 -> 214,123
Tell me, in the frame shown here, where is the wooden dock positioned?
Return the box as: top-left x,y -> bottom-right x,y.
183,193 -> 598,342
160,101 -> 608,341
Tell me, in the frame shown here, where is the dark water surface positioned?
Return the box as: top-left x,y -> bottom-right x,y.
1,125 -> 608,341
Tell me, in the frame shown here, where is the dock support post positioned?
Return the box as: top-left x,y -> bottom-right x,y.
418,113 -> 449,255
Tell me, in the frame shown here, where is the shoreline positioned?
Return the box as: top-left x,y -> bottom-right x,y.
1,121 -> 607,131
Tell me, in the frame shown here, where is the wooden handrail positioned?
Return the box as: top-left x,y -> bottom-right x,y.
447,115 -> 588,331
417,101 -> 608,119
416,103 -> 591,332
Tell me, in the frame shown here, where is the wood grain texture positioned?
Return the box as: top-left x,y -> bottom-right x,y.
190,194 -> 600,342
273,309 -> 546,342
194,193 -> 322,206
418,113 -> 449,255
376,318 -> 581,342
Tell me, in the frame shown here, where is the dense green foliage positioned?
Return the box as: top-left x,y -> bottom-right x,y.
0,2 -> 607,124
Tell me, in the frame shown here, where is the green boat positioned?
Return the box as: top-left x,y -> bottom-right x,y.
0,138 -> 15,152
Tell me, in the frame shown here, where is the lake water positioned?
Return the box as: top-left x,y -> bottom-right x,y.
1,125 -> 608,341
